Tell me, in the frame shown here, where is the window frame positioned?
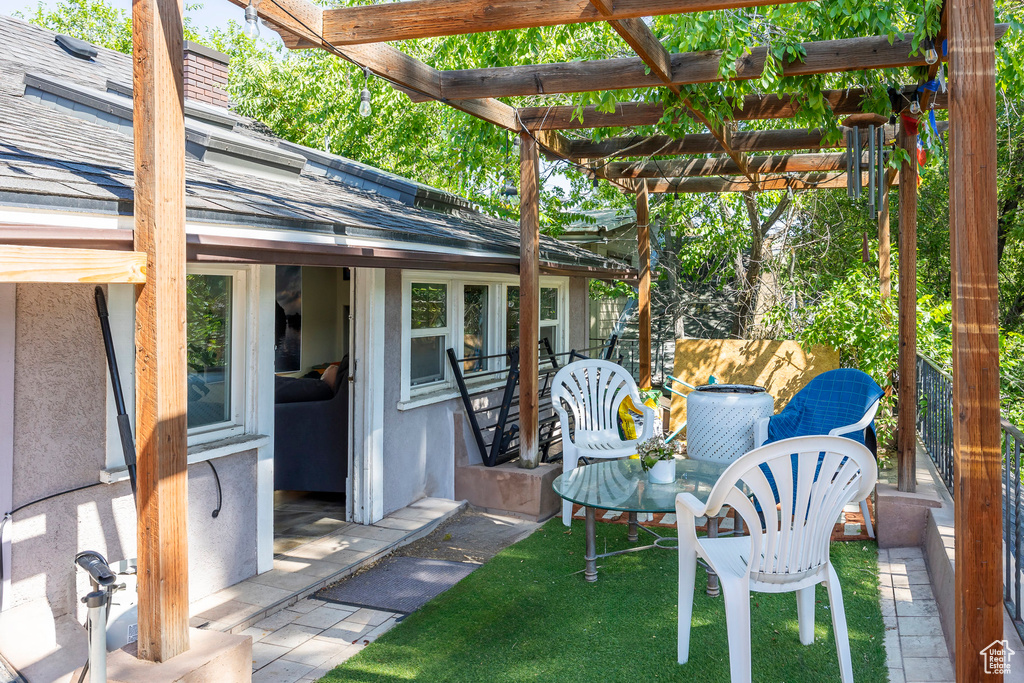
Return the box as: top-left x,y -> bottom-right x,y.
402,276 -> 454,400
400,271 -> 568,406
185,264 -> 249,447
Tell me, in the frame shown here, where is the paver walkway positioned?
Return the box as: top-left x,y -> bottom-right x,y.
879,546 -> 954,683
245,598 -> 399,682
189,498 -> 463,634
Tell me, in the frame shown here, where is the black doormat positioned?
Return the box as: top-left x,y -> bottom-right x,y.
314,556 -> 476,614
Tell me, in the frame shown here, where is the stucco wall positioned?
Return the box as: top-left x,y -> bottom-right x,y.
381,270 -> 459,515
6,284 -> 257,620
377,273 -> 591,516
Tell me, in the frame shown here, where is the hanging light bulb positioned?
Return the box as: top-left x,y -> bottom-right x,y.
909,92 -> 922,115
357,68 -> 372,117
922,37 -> 939,65
358,88 -> 372,117
243,0 -> 260,39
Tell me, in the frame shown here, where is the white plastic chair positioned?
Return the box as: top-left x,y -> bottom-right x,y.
675,435 -> 877,683
754,397 -> 880,538
551,359 -> 656,525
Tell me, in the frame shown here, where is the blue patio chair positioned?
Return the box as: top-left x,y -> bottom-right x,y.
753,368 -> 884,538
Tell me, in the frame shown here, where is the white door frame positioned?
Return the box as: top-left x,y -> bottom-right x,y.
349,268 -> 385,524
0,285 -> 15,611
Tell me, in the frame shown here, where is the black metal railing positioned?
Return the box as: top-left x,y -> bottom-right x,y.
916,354 -> 955,491
1002,419 -> 1024,641
592,333 -> 674,386
916,352 -> 1024,641
448,336 -> 617,467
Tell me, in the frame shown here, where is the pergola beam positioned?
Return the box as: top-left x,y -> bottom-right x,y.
643,172 -> 875,193
566,128 -> 841,159
605,152 -> 850,178
321,0 -> 806,46
439,30 -> 1007,100
517,88 -> 949,131
0,246 -> 147,283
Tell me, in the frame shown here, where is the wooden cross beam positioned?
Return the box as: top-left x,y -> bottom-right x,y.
0,246 -> 147,283
566,128 -> 841,159
584,0 -> 756,183
642,171 -> 878,193
516,87 -> 949,130
437,29 -> 1007,100
605,152 -> 850,178
320,0 -> 806,46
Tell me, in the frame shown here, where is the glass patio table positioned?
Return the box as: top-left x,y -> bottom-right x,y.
553,457 -> 732,583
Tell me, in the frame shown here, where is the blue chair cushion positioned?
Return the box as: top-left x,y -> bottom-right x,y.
758,369 -> 884,510
765,368 -> 884,446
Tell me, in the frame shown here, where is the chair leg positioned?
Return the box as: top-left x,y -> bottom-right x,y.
796,586 -> 815,645
825,564 -> 855,683
860,499 -> 875,539
561,454 -> 580,527
721,579 -> 753,683
677,542 -> 698,664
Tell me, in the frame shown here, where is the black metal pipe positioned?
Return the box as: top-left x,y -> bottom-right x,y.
94,287 -> 137,500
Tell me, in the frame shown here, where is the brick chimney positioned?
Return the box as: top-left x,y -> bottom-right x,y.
183,41 -> 229,108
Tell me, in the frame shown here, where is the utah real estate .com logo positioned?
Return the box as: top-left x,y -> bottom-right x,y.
981,639 -> 1015,675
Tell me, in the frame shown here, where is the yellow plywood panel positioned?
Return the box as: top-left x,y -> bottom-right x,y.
668,339 -> 839,434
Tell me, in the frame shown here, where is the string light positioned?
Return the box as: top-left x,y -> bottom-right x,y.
243,0 -> 260,39
358,68 -> 372,117
922,37 -> 939,65
909,91 -> 922,115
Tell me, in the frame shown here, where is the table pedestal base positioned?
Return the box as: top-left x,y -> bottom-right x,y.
578,506 -> 725,596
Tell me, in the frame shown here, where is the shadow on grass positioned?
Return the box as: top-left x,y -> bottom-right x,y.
320,520 -> 886,683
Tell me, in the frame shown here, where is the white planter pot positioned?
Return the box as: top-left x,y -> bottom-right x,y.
648,458 -> 676,484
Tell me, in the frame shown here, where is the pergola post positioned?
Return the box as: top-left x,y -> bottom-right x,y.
132,0 -> 190,661
518,131 -> 540,468
897,122 -> 918,493
636,184 -> 652,389
948,0 -> 1002,675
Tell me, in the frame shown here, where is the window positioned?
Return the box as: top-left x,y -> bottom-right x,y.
463,284 -> 489,373
187,274 -> 233,429
186,266 -> 248,444
401,273 -> 568,405
409,282 -> 449,387
505,285 -> 562,352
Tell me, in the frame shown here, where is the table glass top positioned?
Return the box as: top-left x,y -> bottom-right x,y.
552,458 -> 731,514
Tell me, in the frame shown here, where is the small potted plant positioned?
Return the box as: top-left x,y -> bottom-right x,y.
638,436 -> 684,484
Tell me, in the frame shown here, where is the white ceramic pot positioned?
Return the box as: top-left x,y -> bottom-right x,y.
649,458 -> 676,484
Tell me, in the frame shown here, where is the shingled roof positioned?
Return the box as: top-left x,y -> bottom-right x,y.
0,14 -> 630,276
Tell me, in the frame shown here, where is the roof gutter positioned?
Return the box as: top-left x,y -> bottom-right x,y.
0,223 -> 636,280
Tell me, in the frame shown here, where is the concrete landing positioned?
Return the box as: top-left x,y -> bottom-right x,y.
79,629 -> 251,683
189,497 -> 465,635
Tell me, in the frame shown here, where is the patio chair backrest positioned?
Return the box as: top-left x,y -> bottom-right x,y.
766,368 -> 883,446
551,359 -> 643,439
706,435 -> 876,580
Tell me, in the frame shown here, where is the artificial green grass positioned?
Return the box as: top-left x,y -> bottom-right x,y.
321,519 -> 887,683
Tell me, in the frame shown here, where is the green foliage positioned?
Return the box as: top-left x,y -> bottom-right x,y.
783,267 -> 897,388
16,0 -> 202,52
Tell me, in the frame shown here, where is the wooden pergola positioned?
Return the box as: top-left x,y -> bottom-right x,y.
0,0 -> 999,678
